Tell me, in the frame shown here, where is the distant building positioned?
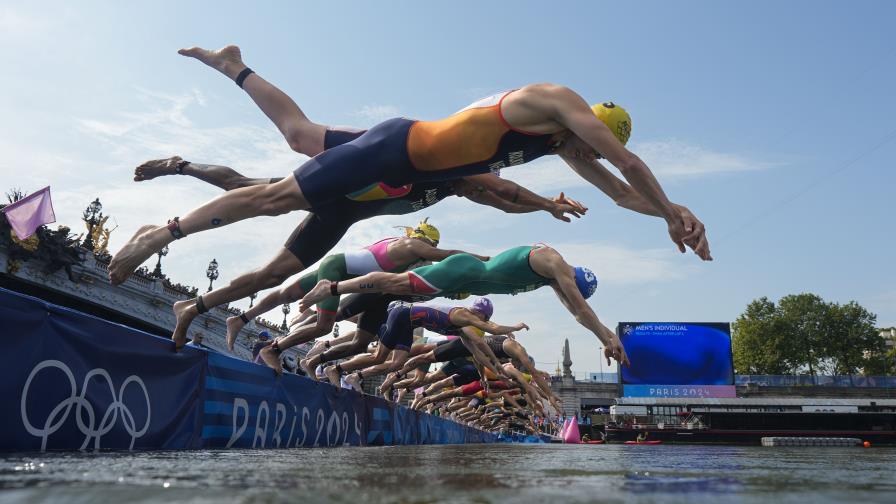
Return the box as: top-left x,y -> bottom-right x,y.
880,328 -> 896,352
588,372 -> 618,383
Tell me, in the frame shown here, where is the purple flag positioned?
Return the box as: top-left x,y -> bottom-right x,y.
1,186 -> 56,240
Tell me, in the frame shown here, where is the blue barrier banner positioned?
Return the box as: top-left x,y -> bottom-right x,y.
202,351 -> 367,448
0,288 -> 495,451
202,352 -> 496,448
0,288 -> 207,451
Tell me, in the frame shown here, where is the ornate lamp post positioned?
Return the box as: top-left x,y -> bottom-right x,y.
249,292 -> 257,308
81,198 -> 103,251
281,303 -> 291,331
206,258 -> 219,292
152,245 -> 169,278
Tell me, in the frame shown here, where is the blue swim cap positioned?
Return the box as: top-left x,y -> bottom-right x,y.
574,267 -> 598,299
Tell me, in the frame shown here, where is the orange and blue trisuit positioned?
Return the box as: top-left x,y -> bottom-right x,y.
293,90 -> 556,208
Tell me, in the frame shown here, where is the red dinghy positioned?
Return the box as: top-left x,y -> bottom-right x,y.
583,440 -> 605,444
624,440 -> 663,445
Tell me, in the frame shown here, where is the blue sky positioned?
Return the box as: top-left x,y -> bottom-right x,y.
2,1 -> 894,377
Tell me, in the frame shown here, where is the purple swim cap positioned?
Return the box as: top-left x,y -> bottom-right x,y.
470,297 -> 494,321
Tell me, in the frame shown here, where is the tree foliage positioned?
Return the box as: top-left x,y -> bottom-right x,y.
732,293 -> 885,375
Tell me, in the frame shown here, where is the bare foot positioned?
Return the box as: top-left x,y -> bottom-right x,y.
299,280 -> 332,312
109,225 -> 169,285
396,388 -> 407,404
305,340 -> 327,360
259,345 -> 283,375
134,156 -> 183,182
225,316 -> 246,351
324,365 -> 340,387
344,373 -> 362,392
172,299 -> 198,349
379,373 -> 397,397
411,393 -> 424,410
300,357 -> 317,380
178,45 -> 247,81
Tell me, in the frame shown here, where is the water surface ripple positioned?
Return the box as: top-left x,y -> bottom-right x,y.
2,444 -> 895,503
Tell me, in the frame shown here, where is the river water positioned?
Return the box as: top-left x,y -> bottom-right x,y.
2,444 -> 895,503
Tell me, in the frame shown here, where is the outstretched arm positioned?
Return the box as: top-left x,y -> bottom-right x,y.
451,309 -> 529,336
458,175 -> 587,222
457,327 -> 504,378
532,248 -> 630,366
540,86 -> 703,256
562,156 -> 711,260
501,365 -> 542,405
406,239 -> 489,262
506,343 -> 560,410
550,89 -> 677,218
550,278 -> 628,367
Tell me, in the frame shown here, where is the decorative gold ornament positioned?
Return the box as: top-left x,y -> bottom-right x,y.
10,230 -> 39,251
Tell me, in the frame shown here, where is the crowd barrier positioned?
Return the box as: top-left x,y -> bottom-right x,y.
735,374 -> 896,388
0,288 -> 496,452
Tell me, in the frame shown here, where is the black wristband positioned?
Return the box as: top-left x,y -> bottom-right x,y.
235,67 -> 254,88
174,159 -> 190,175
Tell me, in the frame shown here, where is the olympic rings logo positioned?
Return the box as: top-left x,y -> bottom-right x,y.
20,360 -> 151,451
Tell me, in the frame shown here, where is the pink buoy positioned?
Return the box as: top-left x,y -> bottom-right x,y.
563,416 -> 581,444
559,418 -> 570,439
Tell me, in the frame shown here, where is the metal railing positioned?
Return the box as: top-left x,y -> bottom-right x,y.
735,375 -> 896,388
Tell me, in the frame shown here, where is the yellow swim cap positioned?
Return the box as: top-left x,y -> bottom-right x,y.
591,102 -> 632,146
407,217 -> 440,245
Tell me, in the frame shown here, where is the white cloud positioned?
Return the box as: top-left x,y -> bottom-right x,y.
0,6 -> 49,40
76,87 -> 300,173
633,139 -> 774,177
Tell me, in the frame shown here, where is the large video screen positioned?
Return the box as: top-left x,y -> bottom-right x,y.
618,322 -> 735,398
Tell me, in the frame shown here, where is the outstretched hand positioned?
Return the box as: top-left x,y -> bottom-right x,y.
676,205 -> 712,261
605,340 -> 630,368
549,192 -> 588,222
513,322 -> 530,332
666,215 -> 689,255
